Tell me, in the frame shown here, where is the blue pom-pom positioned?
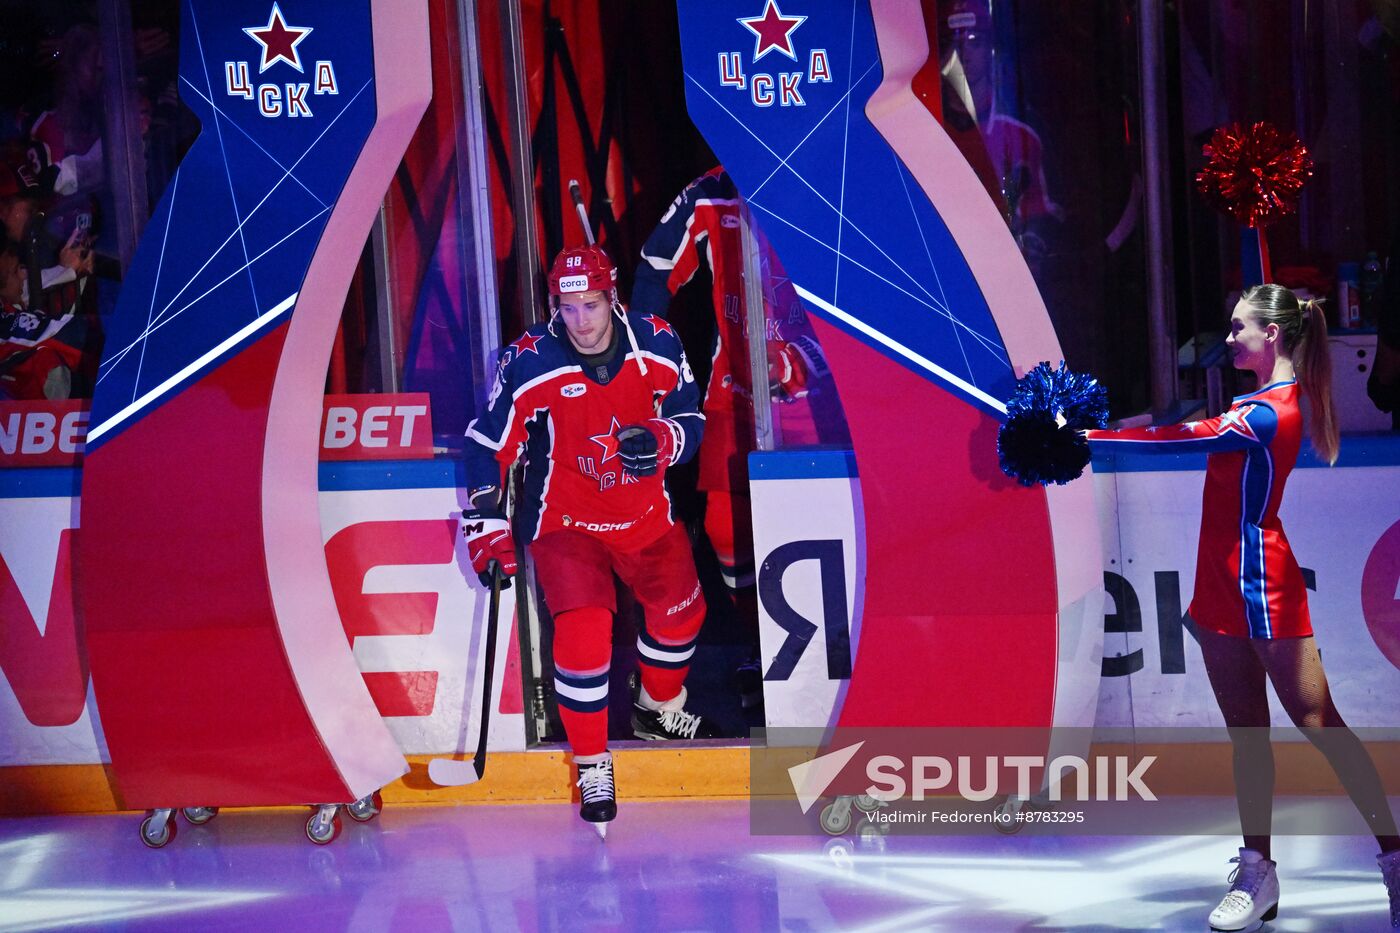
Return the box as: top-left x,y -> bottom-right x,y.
997,362 -> 1110,487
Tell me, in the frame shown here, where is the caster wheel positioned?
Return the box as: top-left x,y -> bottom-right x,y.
854,794 -> 883,813
820,800 -> 852,836
140,811 -> 177,848
306,807 -> 342,845
823,837 -> 855,867
994,796 -> 1024,835
346,791 -> 382,823
857,822 -> 889,851
181,806 -> 218,825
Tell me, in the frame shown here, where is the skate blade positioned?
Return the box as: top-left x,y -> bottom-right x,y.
593,822 -> 608,841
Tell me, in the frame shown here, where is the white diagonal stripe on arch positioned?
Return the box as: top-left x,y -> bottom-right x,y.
88,292 -> 299,444
97,205 -> 328,381
792,284 -> 1007,415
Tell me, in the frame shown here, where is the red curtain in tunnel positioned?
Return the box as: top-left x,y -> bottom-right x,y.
475,0 -> 716,337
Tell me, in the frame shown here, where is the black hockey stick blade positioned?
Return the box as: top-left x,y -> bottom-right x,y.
427,561 -> 504,787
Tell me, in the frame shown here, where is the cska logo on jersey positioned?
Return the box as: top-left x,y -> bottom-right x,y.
580,417 -> 639,491
719,0 -> 830,108
225,3 -> 340,119
588,416 -> 623,464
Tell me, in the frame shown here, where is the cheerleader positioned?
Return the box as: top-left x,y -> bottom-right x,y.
1089,284 -> 1400,931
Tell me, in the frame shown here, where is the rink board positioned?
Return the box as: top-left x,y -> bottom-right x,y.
748,435 -> 1400,734
1088,436 -> 1400,730
0,460 -> 526,770
3,436 -> 1399,811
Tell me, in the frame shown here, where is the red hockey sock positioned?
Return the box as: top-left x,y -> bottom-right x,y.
706,491 -> 756,591
552,607 -> 613,758
636,604 -> 705,705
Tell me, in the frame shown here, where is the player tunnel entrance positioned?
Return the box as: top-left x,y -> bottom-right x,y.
479,0 -> 855,747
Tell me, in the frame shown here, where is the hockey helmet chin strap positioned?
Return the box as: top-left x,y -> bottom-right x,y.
549,289 -> 647,376
613,298 -> 647,375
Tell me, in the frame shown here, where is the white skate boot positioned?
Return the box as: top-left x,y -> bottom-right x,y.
1208,848 -> 1279,932
576,753 -> 616,841
1379,847 -> 1400,928
629,678 -> 719,741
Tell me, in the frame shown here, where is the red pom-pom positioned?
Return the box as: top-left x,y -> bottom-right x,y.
1195,122 -> 1313,228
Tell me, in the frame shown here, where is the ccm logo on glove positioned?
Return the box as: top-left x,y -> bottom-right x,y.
459,508 -> 518,588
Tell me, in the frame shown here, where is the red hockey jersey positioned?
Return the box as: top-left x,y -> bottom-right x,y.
464,313 -> 703,550
632,167 -> 813,415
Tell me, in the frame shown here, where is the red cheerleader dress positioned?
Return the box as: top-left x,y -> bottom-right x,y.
1088,380 -> 1312,639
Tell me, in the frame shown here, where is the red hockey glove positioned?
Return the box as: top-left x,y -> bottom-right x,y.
769,336 -> 827,401
617,418 -> 679,478
460,508 -> 517,588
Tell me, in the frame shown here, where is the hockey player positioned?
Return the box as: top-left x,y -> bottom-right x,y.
631,167 -> 832,709
460,245 -> 718,836
1089,284 -> 1400,931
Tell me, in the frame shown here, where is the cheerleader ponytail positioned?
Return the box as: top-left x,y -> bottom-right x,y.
1239,285 -> 1339,465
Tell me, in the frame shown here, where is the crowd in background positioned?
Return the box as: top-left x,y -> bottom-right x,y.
0,4 -> 189,401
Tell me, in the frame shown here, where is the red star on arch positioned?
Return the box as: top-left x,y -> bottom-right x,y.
511,331 -> 543,355
244,3 -> 313,74
640,314 -> 674,337
738,0 -> 807,63
589,416 -> 623,463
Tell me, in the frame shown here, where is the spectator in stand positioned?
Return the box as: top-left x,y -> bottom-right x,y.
0,238 -> 98,400
1,162 -> 94,314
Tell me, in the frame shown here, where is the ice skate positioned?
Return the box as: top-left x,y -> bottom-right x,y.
1207,848 -> 1279,932
630,679 -> 719,741
576,754 -> 616,840
1379,847 -> 1400,928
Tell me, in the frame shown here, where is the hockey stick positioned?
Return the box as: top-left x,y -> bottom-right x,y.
568,179 -> 595,245
427,560 -> 505,786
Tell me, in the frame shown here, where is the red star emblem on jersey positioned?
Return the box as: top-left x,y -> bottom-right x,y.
511,331 -> 543,355
640,314 -> 674,337
738,0 -> 807,63
244,3 -> 313,74
589,417 -> 623,463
